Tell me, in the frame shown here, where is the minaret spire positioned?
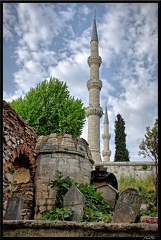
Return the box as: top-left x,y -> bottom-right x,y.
86,12 -> 103,163
91,11 -> 98,42
104,102 -> 109,124
102,102 -> 111,162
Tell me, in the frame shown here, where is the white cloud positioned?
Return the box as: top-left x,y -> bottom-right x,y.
3,3 -> 17,41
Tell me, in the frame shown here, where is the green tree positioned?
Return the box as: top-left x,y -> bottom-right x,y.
138,118 -> 158,206
9,77 -> 86,136
114,113 -> 130,162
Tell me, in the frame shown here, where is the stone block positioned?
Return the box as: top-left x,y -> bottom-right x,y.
40,177 -> 50,184
5,173 -> 13,183
36,198 -> 46,206
48,189 -> 56,199
47,205 -> 53,211
39,206 -> 47,213
25,191 -> 34,196
47,199 -> 55,205
38,184 -> 48,191
49,133 -> 57,138
41,191 -> 49,199
35,191 -> 42,199
14,168 -> 30,184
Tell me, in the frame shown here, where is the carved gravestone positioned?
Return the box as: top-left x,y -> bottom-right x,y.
96,184 -> 118,210
4,196 -> 24,220
63,184 -> 85,221
112,188 -> 142,223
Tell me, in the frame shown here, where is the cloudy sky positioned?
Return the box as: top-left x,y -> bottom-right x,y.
3,2 -> 158,162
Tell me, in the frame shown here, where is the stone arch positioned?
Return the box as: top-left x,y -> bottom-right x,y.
3,100 -> 38,219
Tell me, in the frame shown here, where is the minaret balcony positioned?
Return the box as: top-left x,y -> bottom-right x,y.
87,79 -> 102,90
87,56 -> 102,67
102,150 -> 111,157
86,106 -> 103,118
102,133 -> 111,140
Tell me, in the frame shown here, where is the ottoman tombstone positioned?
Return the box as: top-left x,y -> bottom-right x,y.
112,188 -> 142,223
63,184 -> 85,221
4,196 -> 24,220
96,184 -> 118,210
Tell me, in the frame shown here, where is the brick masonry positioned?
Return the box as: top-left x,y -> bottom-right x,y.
3,100 -> 39,220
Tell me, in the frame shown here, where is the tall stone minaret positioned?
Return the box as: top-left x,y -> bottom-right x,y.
102,104 -> 111,162
86,12 -> 103,163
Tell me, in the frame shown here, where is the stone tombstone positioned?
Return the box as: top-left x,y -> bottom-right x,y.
63,184 -> 85,221
96,184 -> 118,210
112,188 -> 142,223
5,196 -> 24,220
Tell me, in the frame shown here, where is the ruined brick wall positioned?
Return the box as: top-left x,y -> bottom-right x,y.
34,133 -> 94,219
3,100 -> 39,220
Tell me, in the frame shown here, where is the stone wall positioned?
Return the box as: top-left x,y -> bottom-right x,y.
95,161 -> 157,180
3,100 -> 39,220
3,220 -> 158,237
34,133 -> 94,219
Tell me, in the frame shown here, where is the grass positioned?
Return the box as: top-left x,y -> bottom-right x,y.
118,176 -> 158,219
118,176 -> 155,204
118,176 -> 155,192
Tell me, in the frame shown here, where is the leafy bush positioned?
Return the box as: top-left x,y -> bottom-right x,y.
41,207 -> 73,221
50,171 -> 75,208
41,171 -> 112,222
76,183 -> 112,222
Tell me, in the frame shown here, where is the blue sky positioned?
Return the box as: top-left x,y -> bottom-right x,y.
3,2 -> 158,162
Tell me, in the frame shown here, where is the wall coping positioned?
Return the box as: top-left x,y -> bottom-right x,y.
3,220 -> 158,231
95,161 -> 156,166
3,220 -> 158,237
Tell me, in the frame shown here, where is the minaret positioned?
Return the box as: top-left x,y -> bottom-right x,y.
102,103 -> 111,162
86,12 -> 103,163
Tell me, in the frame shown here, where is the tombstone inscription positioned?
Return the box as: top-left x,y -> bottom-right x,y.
112,188 -> 142,223
63,184 -> 85,221
4,196 -> 24,220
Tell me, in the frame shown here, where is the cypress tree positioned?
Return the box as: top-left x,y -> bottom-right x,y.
114,113 -> 130,162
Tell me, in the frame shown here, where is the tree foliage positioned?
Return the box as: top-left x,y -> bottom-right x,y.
138,118 -> 158,206
114,113 -> 130,162
138,118 -> 158,162
8,77 -> 86,137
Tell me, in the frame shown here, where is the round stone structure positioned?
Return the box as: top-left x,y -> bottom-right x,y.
34,133 -> 94,219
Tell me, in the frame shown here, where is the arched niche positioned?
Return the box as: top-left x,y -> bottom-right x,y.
11,154 -> 35,220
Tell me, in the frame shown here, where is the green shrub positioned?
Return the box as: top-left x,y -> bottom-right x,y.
41,207 -> 73,221
76,183 -> 112,222
49,171 -> 75,208
41,171 -> 112,222
142,164 -> 147,170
